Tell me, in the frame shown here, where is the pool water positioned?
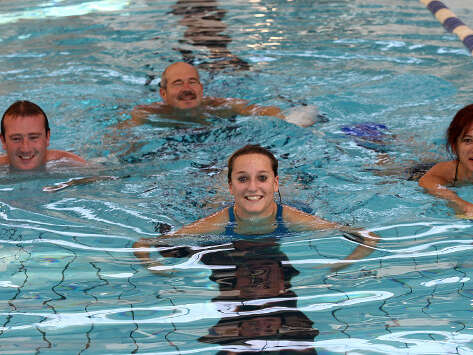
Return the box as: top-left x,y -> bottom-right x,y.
1,0 -> 473,353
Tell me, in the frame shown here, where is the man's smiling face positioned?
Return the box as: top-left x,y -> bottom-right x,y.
1,114 -> 50,170
160,62 -> 204,110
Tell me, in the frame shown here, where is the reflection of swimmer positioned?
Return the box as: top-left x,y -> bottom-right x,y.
419,104 -> 473,218
139,236 -> 319,353
134,144 -> 379,272
126,62 -> 320,129
0,101 -> 86,171
170,0 -> 250,71
197,238 -> 319,354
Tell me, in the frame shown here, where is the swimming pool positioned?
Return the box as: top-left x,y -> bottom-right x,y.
1,0 -> 473,353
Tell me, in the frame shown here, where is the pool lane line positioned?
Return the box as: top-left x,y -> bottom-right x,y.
420,0 -> 473,55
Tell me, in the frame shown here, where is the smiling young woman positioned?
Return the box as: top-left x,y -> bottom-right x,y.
134,144 -> 379,272
163,144 -> 342,236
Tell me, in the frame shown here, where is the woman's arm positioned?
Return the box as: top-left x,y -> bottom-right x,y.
133,209 -> 228,265
418,161 -> 473,216
283,205 -> 379,272
330,228 -> 379,272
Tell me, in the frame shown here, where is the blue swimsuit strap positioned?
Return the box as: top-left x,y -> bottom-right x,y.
224,206 -> 236,236
225,204 -> 288,236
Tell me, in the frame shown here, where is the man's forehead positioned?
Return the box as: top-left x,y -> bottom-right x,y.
4,114 -> 46,132
5,113 -> 45,121
166,63 -> 199,80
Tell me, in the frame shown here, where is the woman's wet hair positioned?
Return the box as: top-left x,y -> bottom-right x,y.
447,103 -> 473,156
1,100 -> 50,139
227,144 -> 278,183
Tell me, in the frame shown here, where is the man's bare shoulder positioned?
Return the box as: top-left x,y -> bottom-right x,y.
203,97 -> 248,108
0,155 -> 8,165
133,102 -> 169,113
0,151 -> 86,167
47,150 -> 87,165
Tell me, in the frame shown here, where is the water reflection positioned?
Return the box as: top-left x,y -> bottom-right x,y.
164,238 -> 318,353
170,0 -> 250,71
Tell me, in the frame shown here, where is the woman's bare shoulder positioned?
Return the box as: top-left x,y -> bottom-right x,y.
173,208 -> 229,236
282,204 -> 338,230
430,160 -> 457,171
420,160 -> 456,184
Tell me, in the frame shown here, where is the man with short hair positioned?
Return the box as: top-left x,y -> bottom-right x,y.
0,100 -> 86,171
126,62 -> 318,128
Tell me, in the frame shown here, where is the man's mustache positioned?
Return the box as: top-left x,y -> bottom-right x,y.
178,90 -> 197,100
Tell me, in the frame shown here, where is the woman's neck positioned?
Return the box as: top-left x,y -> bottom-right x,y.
457,161 -> 473,182
233,202 -> 278,235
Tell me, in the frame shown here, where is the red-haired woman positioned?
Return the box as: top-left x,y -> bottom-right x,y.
419,104 -> 473,216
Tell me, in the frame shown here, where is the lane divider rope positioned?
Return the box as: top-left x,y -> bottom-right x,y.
420,0 -> 473,55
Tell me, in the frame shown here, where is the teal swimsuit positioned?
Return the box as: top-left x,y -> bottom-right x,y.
224,204 -> 289,237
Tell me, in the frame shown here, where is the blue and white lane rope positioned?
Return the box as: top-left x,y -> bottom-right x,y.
420,0 -> 473,55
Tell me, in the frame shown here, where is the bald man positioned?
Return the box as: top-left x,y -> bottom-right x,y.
126,62 -> 317,128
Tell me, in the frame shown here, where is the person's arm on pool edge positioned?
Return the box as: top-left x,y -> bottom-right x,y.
419,161 -> 473,217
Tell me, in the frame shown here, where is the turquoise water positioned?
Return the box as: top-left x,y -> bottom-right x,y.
1,0 -> 473,353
